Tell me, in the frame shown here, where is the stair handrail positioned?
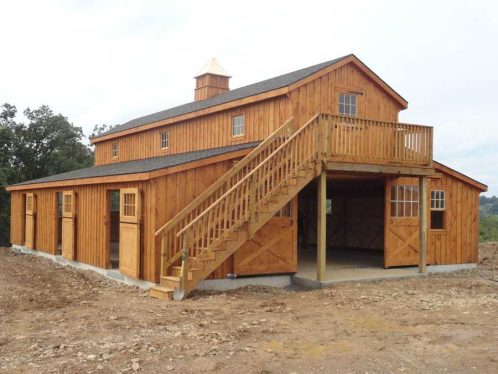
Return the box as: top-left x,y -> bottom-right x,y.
155,116 -> 296,237
176,113 -> 322,239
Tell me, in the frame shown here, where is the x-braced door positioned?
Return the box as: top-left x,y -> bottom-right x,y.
384,178 -> 420,267
25,193 -> 36,249
61,191 -> 77,260
119,188 -> 141,278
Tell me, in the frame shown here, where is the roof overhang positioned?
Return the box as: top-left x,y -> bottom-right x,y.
6,147 -> 253,192
433,161 -> 488,192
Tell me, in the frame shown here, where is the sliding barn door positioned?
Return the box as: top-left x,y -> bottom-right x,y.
119,188 -> 141,278
61,191 -> 76,260
25,193 -> 36,249
384,178 -> 419,267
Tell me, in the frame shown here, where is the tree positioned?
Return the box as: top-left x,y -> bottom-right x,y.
0,103 -> 94,245
90,123 -> 118,139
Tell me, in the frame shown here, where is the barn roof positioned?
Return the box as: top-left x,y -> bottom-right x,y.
91,54 -> 408,142
434,161 -> 488,192
9,142 -> 258,189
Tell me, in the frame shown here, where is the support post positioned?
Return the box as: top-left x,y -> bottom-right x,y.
317,170 -> 327,281
248,174 -> 257,239
181,230 -> 191,292
418,176 -> 428,273
160,233 -> 167,277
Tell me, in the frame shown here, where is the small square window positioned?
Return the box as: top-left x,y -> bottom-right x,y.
232,115 -> 245,137
160,131 -> 169,149
111,142 -> 118,158
339,94 -> 357,117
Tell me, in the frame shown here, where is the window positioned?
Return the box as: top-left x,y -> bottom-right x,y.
160,131 -> 169,149
431,190 -> 446,229
390,185 -> 419,217
339,94 -> 357,117
63,194 -> 72,214
111,142 -> 118,158
122,193 -> 136,217
231,115 -> 245,137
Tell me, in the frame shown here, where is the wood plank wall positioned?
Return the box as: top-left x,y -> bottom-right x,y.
9,181 -> 157,281
428,173 -> 480,264
289,63 -> 403,127
94,96 -> 291,165
388,173 -> 480,265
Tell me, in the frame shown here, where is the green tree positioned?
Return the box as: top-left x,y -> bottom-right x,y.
0,103 -> 94,245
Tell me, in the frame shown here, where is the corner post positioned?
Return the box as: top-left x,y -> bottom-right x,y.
317,169 -> 327,281
418,176 -> 428,273
181,230 -> 191,292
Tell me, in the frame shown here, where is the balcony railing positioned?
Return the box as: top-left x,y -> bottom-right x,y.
324,115 -> 433,167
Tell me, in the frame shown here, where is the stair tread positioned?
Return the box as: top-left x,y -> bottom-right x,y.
152,285 -> 174,292
161,275 -> 180,281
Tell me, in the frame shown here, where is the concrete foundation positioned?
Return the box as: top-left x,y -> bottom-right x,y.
11,245 -> 156,289
197,275 -> 291,291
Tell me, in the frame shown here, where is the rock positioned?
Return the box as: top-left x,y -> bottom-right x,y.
102,353 -> 111,360
86,354 -> 97,361
132,362 -> 140,371
166,365 -> 174,371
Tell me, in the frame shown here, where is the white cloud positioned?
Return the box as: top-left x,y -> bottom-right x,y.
1,0 -> 497,194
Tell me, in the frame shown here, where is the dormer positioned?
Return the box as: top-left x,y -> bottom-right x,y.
194,58 -> 231,101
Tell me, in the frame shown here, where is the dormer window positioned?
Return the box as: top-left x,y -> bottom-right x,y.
231,114 -> 245,137
160,131 -> 169,149
111,142 -> 118,158
339,94 -> 357,117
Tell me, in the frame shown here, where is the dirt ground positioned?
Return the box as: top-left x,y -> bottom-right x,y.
0,244 -> 497,374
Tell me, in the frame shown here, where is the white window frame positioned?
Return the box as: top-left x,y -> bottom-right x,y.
111,142 -> 118,158
339,94 -> 357,117
390,185 -> 419,218
431,190 -> 446,211
231,114 -> 245,137
160,131 -> 169,149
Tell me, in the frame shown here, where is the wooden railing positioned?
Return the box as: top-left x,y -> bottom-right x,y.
155,117 -> 296,273
326,115 -> 433,166
175,114 -> 321,268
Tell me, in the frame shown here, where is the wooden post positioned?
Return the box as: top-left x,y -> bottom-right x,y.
418,176 -> 427,273
160,233 -> 167,277
181,230 -> 191,292
248,174 -> 257,239
317,170 -> 327,281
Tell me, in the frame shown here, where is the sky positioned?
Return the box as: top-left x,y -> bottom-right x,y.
1,0 -> 497,195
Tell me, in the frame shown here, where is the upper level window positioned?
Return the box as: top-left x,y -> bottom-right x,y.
111,142 -> 118,158
339,94 -> 357,117
431,190 -> 446,229
160,131 -> 169,149
231,115 -> 245,137
390,185 -> 419,217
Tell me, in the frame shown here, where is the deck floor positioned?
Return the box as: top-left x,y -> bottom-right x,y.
296,247 -> 418,282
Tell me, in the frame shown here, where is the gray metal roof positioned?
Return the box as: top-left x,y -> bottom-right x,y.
13,142 -> 259,186
93,55 -> 351,138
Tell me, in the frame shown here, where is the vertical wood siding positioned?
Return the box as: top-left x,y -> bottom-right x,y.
290,62 -> 402,127
9,181 -> 157,282
94,96 -> 291,165
428,173 -> 480,264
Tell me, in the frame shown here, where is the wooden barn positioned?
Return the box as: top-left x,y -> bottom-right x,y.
6,54 -> 487,299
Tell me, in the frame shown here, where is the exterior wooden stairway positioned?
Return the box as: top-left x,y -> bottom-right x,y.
151,114 -> 326,300
150,113 -> 433,300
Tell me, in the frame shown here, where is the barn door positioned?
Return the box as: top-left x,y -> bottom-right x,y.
61,191 -> 76,260
119,188 -> 141,278
384,178 -> 419,267
234,200 -> 297,275
25,193 -> 36,249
